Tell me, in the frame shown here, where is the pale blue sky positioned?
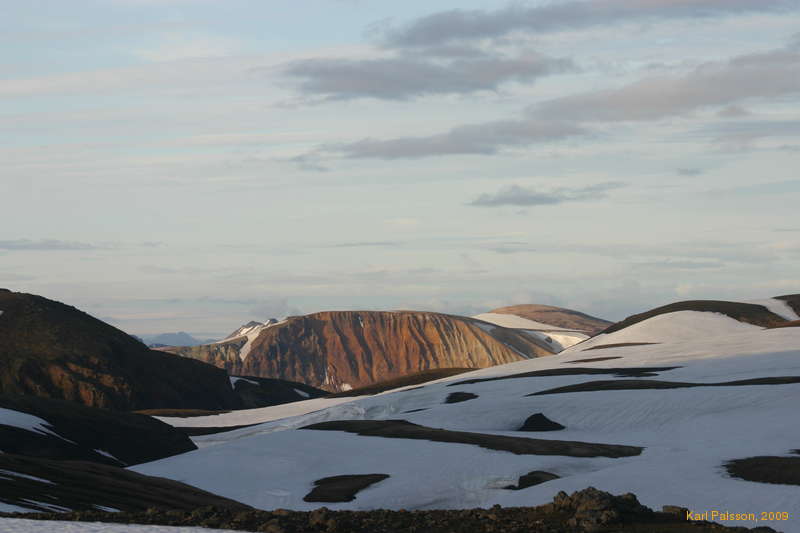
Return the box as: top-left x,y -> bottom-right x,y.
2,0 -> 799,337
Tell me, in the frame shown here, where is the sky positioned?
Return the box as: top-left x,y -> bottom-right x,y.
1,0 -> 799,338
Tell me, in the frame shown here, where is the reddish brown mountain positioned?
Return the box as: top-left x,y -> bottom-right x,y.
169,311 -> 555,392
488,304 -> 611,335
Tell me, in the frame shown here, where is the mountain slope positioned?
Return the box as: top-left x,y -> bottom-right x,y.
600,297 -> 795,335
0,394 -> 196,466
0,454 -> 250,513
0,290 -> 241,411
487,305 -> 611,335
138,302 -> 800,532
169,311 -> 555,392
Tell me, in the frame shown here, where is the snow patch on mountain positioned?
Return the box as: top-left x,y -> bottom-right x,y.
472,315 -> 588,351
0,408 -> 65,440
577,311 -> 761,351
747,298 -> 800,321
473,313 -> 573,331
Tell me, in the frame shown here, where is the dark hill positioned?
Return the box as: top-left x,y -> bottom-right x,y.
0,394 -> 196,466
0,289 -> 241,410
0,453 -> 250,513
776,293 -> 800,316
601,299 -> 788,334
488,304 -> 611,335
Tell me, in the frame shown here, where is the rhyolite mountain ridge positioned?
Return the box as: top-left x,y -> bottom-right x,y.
166,311 -> 558,393
486,304 -> 612,335
0,289 -> 241,411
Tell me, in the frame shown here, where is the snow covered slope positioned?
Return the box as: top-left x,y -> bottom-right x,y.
136,308 -> 800,532
576,310 -> 762,351
473,313 -> 589,350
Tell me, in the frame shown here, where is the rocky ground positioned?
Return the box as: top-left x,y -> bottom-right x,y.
1,488 -> 782,533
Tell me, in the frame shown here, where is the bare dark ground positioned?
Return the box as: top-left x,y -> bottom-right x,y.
444,391 -> 478,404
601,300 -> 787,334
582,343 -> 660,351
328,368 -> 476,397
2,487 -> 780,533
564,356 -> 623,363
518,413 -> 565,432
180,423 -> 262,436
448,366 -> 680,386
768,320 -> 800,329
135,408 -> 232,417
503,470 -> 560,490
725,456 -> 800,486
300,419 -> 642,458
303,474 -> 390,502
528,376 -> 800,396
0,453 -> 250,513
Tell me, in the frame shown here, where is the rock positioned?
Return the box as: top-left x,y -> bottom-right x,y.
444,392 -> 478,404
517,413 -> 565,432
553,487 -> 653,531
662,505 -> 689,517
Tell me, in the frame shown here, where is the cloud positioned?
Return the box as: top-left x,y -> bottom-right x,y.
382,0 -> 798,48
327,241 -> 404,248
0,239 -> 101,251
533,46 -> 800,122
677,167 -> 703,176
282,51 -> 573,100
469,182 -> 625,207
250,297 -> 301,320
314,119 -> 583,160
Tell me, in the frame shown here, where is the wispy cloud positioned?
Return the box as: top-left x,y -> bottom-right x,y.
468,182 -> 625,207
309,119 -> 584,160
382,0 -> 798,48
677,167 -> 703,176
282,51 -> 573,101
0,239 -> 102,251
327,241 -> 404,248
533,46 -> 800,122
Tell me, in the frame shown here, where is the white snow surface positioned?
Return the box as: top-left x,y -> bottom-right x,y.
747,298 -> 800,321
576,310 -> 762,351
155,396 -> 365,428
0,519 -> 239,532
137,318 -> 800,532
0,408 -> 63,440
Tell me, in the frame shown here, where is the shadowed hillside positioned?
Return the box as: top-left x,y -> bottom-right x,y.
0,290 -> 241,411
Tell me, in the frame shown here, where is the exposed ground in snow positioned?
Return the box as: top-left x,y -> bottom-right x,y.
135,306 -> 800,531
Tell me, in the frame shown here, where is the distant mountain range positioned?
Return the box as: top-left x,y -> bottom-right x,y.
137,332 -> 217,348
